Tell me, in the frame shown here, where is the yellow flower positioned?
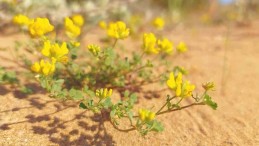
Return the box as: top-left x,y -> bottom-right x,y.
71,14 -> 84,27
29,18 -> 54,37
176,84 -> 182,97
142,33 -> 159,54
177,42 -> 187,53
95,88 -> 113,99
181,81 -> 195,97
41,40 -> 69,64
175,72 -> 182,85
88,44 -> 101,56
152,17 -> 165,30
70,41 -> 80,47
107,21 -> 130,39
167,72 -> 176,90
64,17 -> 81,38
138,109 -> 155,122
13,14 -> 31,26
157,38 -> 173,54
31,59 -> 55,76
98,21 -> 107,29
202,82 -> 215,91
167,72 -> 195,97
31,62 -> 41,73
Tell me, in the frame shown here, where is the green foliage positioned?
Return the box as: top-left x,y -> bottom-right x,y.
7,17 -> 218,137
0,67 -> 18,84
203,94 -> 218,110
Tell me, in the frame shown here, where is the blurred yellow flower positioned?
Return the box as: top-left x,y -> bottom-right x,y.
64,17 -> 81,38
71,41 -> 80,47
95,88 -> 113,99
167,72 -> 176,90
31,59 -> 55,76
88,44 -> 101,56
177,42 -> 187,53
202,82 -> 215,91
157,38 -> 173,54
98,21 -> 107,29
181,81 -> 195,97
41,40 -> 69,64
167,72 -> 194,97
138,109 -> 155,122
107,21 -> 130,39
29,18 -> 54,38
71,14 -> 84,27
152,17 -> 165,30
13,14 -> 31,26
142,33 -> 159,54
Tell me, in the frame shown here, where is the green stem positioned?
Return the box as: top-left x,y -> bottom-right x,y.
156,96 -> 176,114
157,102 -> 205,115
112,39 -> 118,48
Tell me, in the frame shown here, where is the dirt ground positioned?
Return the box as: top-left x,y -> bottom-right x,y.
0,22 -> 259,146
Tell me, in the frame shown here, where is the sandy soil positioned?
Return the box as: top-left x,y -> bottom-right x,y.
0,22 -> 259,146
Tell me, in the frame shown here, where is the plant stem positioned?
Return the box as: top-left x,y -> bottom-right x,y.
156,96 -> 176,114
157,102 -> 205,115
112,39 -> 118,48
109,119 -> 136,132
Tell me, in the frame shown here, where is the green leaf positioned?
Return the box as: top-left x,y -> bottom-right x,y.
20,86 -> 33,94
69,88 -> 84,100
79,102 -> 87,109
151,120 -> 164,132
3,71 -> 18,83
146,60 -> 153,67
110,109 -> 116,118
127,111 -> 134,124
129,93 -> 137,103
51,79 -> 64,94
103,97 -> 113,109
204,94 -> 217,110
39,77 -> 48,88
124,90 -> 130,97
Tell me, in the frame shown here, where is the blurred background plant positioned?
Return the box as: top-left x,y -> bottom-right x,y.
1,0 -> 259,31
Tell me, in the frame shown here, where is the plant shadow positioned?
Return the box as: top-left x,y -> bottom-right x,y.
0,84 -> 115,145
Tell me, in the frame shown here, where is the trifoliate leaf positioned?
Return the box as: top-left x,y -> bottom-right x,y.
204,94 -> 217,110
151,120 -> 164,132
69,88 -> 84,100
103,97 -> 113,109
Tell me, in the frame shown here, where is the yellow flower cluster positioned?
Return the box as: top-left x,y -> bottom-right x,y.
29,18 -> 54,38
157,38 -> 173,54
152,17 -> 165,30
64,14 -> 84,38
176,42 -> 188,53
142,33 -> 174,55
138,109 -> 155,122
13,14 -> 31,26
31,59 -> 55,76
95,88 -> 113,99
88,44 -> 101,56
202,82 -> 215,91
142,33 -> 159,54
71,14 -> 84,27
167,72 -> 195,98
41,40 -> 69,64
107,21 -> 130,39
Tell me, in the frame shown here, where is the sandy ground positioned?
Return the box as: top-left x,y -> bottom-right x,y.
0,22 -> 259,146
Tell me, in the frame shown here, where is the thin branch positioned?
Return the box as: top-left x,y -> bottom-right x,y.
157,102 -> 206,115
109,120 -> 136,132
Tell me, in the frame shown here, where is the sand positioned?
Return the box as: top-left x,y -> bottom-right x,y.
0,23 -> 259,146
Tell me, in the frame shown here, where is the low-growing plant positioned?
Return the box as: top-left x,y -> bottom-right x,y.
5,14 -> 218,136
